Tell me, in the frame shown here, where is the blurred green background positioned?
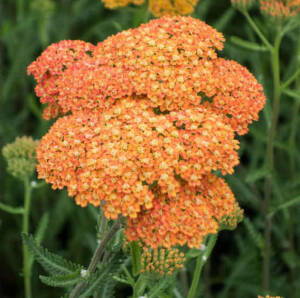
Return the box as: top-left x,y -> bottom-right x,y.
1,0 -> 299,297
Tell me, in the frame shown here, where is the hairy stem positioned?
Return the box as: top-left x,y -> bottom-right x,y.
262,28 -> 282,292
69,217 -> 121,298
23,179 -> 32,298
187,234 -> 217,298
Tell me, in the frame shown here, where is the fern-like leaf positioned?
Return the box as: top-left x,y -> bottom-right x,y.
39,270 -> 82,288
148,275 -> 175,298
22,233 -> 82,275
29,213 -> 50,269
79,252 -> 126,297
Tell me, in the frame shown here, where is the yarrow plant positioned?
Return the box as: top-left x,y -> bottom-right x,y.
28,16 -> 265,249
26,16 -> 266,297
101,0 -> 200,16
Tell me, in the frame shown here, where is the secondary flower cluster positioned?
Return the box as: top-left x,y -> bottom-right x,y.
102,0 -> 200,16
259,0 -> 300,18
231,0 -> 300,18
29,16 -> 265,248
2,136 -> 38,180
141,246 -> 185,275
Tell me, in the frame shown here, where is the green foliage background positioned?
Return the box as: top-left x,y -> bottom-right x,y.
0,0 -> 299,297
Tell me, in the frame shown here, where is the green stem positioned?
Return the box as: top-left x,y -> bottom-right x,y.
187,235 -> 218,298
262,27 -> 282,292
288,36 -> 300,176
23,179 -> 32,298
130,241 -> 141,277
281,68 -> 300,90
69,217 -> 121,298
242,11 -> 273,51
287,38 -> 300,287
17,0 -> 24,21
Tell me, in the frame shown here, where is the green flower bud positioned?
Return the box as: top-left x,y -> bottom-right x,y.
218,204 -> 244,231
2,136 -> 39,180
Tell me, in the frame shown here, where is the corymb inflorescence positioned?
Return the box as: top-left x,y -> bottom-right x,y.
28,16 -> 265,249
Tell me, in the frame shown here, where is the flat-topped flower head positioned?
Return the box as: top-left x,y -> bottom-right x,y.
29,16 -> 266,249
37,98 -> 239,220
93,16 -> 264,135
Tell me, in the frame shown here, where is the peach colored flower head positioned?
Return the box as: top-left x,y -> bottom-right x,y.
29,16 -> 266,248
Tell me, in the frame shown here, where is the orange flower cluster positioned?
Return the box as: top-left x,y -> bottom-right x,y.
101,0 -> 199,17
141,246 -> 185,275
29,16 -> 265,248
28,40 -> 95,120
260,0 -> 300,18
126,175 -> 239,248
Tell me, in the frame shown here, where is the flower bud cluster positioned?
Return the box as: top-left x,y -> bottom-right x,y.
2,137 -> 38,180
141,246 -> 185,275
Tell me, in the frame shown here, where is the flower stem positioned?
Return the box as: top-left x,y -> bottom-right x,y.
23,178 -> 32,298
289,37 -> 300,177
130,241 -> 141,277
281,67 -> 300,90
262,27 -> 282,292
242,11 -> 273,51
187,234 -> 217,298
69,217 -> 121,298
17,0 -> 24,21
